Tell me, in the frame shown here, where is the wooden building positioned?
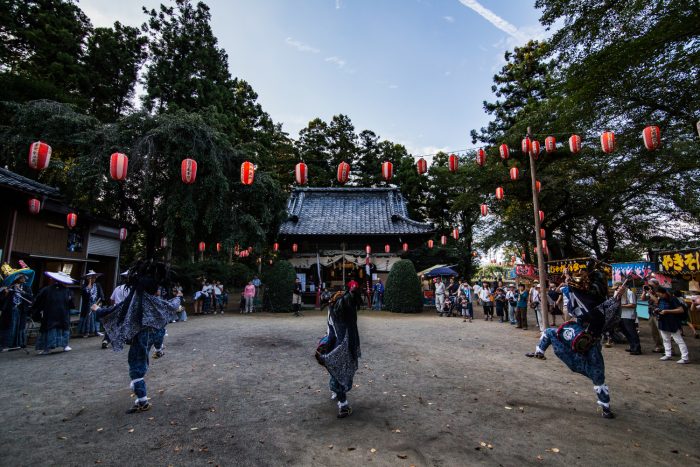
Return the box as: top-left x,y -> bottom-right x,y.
278,187 -> 434,295
0,167 -> 123,297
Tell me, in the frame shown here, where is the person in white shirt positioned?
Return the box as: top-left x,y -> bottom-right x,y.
213,281 -> 223,314
434,277 -> 446,314
615,282 -> 640,354
478,285 -> 494,321
530,284 -> 543,331
505,284 -> 517,325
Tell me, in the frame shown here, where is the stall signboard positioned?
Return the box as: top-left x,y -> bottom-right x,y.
657,249 -> 700,276
512,264 -> 538,279
546,258 -> 612,278
610,262 -> 654,285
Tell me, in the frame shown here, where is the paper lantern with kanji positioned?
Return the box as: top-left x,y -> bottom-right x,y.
198,242 -> 206,252
600,131 -> 615,153
416,158 -> 427,175
521,138 -> 531,154
119,228 -> 127,241
381,161 -> 393,181
216,243 -> 222,253
295,162 -> 308,185
402,242 -> 409,252
273,242 -> 279,252
480,204 -> 488,216
440,235 -> 447,246
642,126 -> 661,151
495,186 -> 504,200
539,210 -> 545,222
545,136 -> 557,153
181,158 -> 197,184
448,154 -> 459,173
509,167 -> 519,181
292,243 -> 298,253
28,141 -> 51,170
66,212 -> 77,229
384,244 -> 390,253
535,180 -> 541,193
110,152 -> 129,181
540,228 -> 546,239
568,135 -> 582,154
160,237 -> 168,249
452,228 -> 459,240
241,161 -> 255,185
499,144 -> 510,160
476,149 -> 486,167
28,198 -> 41,214
365,245 -> 371,254
529,140 -> 541,159
427,239 -> 434,249
337,161 -> 350,184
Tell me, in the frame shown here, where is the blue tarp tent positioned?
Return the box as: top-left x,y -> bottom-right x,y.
424,266 -> 458,277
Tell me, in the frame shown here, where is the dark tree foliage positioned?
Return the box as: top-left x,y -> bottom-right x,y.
261,260 -> 296,312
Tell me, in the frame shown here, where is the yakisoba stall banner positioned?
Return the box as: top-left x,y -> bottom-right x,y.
656,249 -> 700,276
546,258 -> 612,277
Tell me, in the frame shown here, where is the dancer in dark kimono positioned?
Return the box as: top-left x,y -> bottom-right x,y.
32,271 -> 76,354
77,270 -> 104,338
526,261 -> 620,419
93,260 -> 182,414
316,280 -> 363,418
0,263 -> 35,351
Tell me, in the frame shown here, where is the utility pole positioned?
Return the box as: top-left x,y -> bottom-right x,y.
527,126 -> 549,328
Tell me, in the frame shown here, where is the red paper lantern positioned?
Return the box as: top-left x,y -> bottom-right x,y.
509,167 -> 519,181
337,161 -> 350,184
239,250 -> 248,258
119,228 -> 127,241
292,243 -> 298,253
273,242 -> 279,252
448,154 -> 459,173
402,242 -> 408,252
28,141 -> 51,170
198,242 -> 206,252
28,198 -> 41,214
452,228 -> 459,240
499,144 -> 510,160
600,131 -> 615,153
247,246 -> 253,253
216,243 -> 222,253
480,204 -> 488,216
521,137 -> 531,154
545,136 -> 557,153
476,148 -> 486,167
66,212 -> 77,229
384,244 -> 390,253
365,245 -> 371,254
427,239 -> 434,249
541,239 -> 548,250
495,186 -> 504,200
472,251 -> 478,257
241,161 -> 255,185
381,161 -> 393,181
416,158 -> 427,175
535,180 -> 541,193
181,158 -> 197,184
539,210 -> 545,222
441,235 -> 447,246
540,228 -> 546,239
642,126 -> 661,151
295,162 -> 308,185
110,152 -> 129,181
529,140 -> 541,159
568,135 -> 582,154
160,237 -> 168,249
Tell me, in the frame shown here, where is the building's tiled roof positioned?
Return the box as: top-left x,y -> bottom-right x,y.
279,187 -> 434,236
0,167 -> 60,198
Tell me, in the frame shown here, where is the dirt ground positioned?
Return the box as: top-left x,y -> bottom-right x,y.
1,306 -> 700,467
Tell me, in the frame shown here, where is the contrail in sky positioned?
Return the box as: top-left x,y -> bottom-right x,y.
458,0 -> 527,42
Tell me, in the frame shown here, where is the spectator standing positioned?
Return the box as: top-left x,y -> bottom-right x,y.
213,281 -> 224,314
515,283 -> 529,330
292,277 -> 303,317
459,280 -> 473,322
243,281 -> 256,314
654,288 -> 689,363
434,277 -> 446,315
479,282 -> 494,321
372,279 -> 384,311
505,284 -> 517,325
547,283 -> 563,326
530,283 -> 543,331
494,288 -> 506,322
252,275 -> 262,309
614,282 -> 641,355
641,278 -> 664,353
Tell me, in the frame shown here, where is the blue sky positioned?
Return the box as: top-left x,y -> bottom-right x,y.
81,0 -> 547,158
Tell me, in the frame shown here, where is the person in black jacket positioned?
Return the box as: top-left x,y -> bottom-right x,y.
32,271 -> 76,355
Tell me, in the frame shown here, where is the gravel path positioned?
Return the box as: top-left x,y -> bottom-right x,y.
1,309 -> 699,466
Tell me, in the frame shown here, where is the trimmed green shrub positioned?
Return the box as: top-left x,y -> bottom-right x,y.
261,260 -> 296,312
384,259 -> 423,313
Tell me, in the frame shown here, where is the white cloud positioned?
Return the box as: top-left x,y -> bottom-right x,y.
285,37 -> 320,54
443,15 -> 455,23
335,0 -> 341,9
388,84 -> 399,89
458,0 -> 528,43
444,71 -> 451,76
325,56 -> 346,68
